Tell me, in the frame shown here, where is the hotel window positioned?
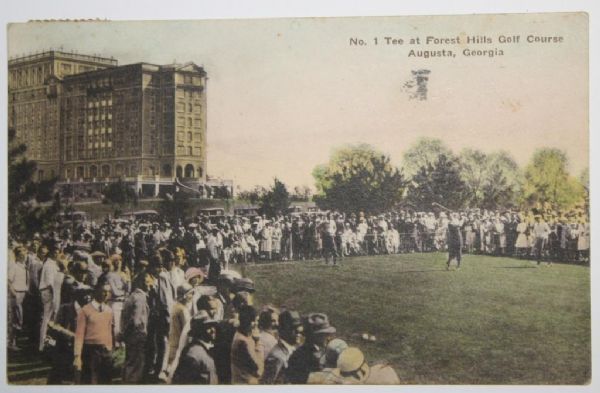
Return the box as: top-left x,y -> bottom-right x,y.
61,63 -> 72,74
187,132 -> 192,142
188,146 -> 193,156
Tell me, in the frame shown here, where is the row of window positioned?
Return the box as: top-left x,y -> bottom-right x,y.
64,163 -> 203,179
9,65 -> 50,88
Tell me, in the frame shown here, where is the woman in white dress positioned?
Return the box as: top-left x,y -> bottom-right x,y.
260,222 -> 273,261
576,218 -> 590,262
514,215 -> 529,258
271,222 -> 282,261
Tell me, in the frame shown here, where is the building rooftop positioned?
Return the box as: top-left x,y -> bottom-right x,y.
8,50 -> 118,67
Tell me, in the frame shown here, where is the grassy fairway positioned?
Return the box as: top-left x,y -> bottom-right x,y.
247,253 -> 591,384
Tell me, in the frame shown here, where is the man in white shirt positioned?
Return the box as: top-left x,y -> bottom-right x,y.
38,239 -> 61,352
8,246 -> 29,351
532,215 -> 552,266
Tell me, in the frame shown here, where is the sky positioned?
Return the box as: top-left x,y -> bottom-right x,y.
7,13 -> 589,190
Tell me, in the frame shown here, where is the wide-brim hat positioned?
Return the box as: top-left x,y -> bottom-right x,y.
233,277 -> 256,293
306,313 -> 336,335
279,310 -> 302,331
334,347 -> 369,383
190,310 -> 219,333
177,282 -> 194,300
185,267 -> 206,282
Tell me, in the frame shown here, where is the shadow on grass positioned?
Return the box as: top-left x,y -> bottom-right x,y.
7,367 -> 51,384
494,266 -> 539,269
7,363 -> 47,373
396,269 -> 449,274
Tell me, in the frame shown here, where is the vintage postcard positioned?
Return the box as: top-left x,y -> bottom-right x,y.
5,12 -> 589,386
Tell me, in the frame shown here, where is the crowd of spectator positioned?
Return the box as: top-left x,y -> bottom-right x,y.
6,205 -> 589,384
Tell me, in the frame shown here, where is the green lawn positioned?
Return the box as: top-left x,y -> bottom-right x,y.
247,253 -> 591,384
7,253 -> 590,385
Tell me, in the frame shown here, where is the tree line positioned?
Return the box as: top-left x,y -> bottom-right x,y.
310,138 -> 588,215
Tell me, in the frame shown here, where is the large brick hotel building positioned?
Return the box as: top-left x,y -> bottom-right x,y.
8,50 -> 231,197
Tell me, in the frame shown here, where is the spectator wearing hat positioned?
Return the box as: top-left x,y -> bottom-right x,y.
262,310 -> 303,384
170,248 -> 187,289
38,239 -> 61,352
258,306 -> 279,360
231,305 -> 264,384
532,215 -> 551,266
167,291 -> 221,382
74,283 -> 114,384
213,290 -> 249,384
172,310 -> 219,384
321,215 -> 338,266
206,229 -> 222,284
165,283 -> 194,375
98,257 -> 129,347
334,347 -> 400,384
23,239 -> 44,347
121,271 -> 155,384
147,249 -> 178,381
233,277 -> 255,299
8,246 -> 28,351
215,273 -> 235,321
286,313 -> 336,384
88,251 -> 105,283
271,222 -> 283,261
259,222 -> 273,261
306,338 -> 348,384
47,278 -> 91,384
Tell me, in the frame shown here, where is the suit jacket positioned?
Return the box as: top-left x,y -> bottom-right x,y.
262,339 -> 295,384
286,343 -> 323,384
172,340 -> 218,384
231,331 -> 264,384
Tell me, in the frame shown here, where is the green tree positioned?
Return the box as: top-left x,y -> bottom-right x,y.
579,167 -> 589,191
291,185 -> 312,202
102,178 -> 138,206
402,137 -> 453,177
579,167 -> 589,214
260,178 -> 290,217
459,149 -> 522,209
521,148 -> 585,209
8,128 -> 59,241
313,144 -> 407,214
458,148 -> 488,206
407,154 -> 466,211
237,186 -> 266,205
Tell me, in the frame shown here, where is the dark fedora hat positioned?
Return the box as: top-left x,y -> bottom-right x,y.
306,313 -> 336,335
189,310 -> 219,334
233,277 -> 255,293
279,310 -> 302,331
